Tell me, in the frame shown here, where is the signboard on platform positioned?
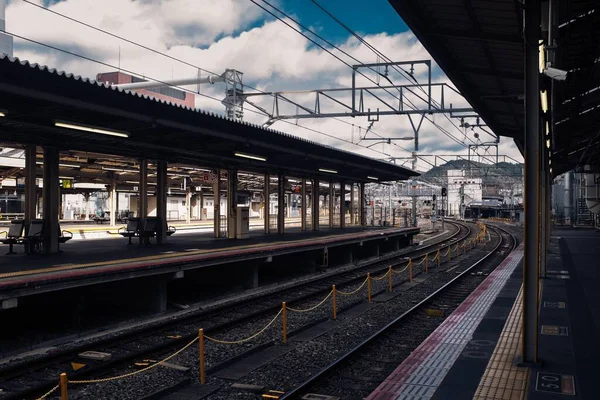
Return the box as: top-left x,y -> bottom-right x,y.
202,172 -> 217,183
541,325 -> 569,336
61,179 -> 73,189
535,372 -> 575,395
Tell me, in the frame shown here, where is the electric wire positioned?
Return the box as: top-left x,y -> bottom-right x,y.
19,0 -> 406,157
2,29 -> 392,159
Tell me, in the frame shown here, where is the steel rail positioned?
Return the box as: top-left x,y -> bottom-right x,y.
280,224 -> 516,399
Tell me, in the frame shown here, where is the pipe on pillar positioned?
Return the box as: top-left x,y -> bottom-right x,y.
156,160 -> 167,244
277,174 -> 285,234
213,169 -> 221,238
42,147 -> 60,254
340,181 -> 346,229
227,169 -> 237,239
264,173 -> 270,234
24,145 -> 37,231
349,183 -> 355,225
359,183 -> 366,226
301,178 -> 307,231
329,182 -> 334,228
312,178 -> 320,231
522,0 -> 541,365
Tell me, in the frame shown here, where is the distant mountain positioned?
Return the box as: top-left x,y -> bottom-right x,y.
419,160 -> 523,187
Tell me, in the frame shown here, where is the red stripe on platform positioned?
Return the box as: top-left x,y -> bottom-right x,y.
0,228 -> 416,288
367,245 -> 523,399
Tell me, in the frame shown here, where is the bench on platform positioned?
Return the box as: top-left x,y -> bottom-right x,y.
59,225 -> 73,244
118,218 -> 140,245
139,217 -> 158,244
117,218 -> 175,244
0,220 -> 25,255
21,219 -> 44,254
167,225 -> 176,236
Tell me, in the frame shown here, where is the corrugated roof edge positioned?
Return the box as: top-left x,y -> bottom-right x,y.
1,54 -> 417,177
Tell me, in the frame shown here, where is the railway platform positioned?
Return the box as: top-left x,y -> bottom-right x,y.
366,226 -> 599,400
0,226 -> 420,312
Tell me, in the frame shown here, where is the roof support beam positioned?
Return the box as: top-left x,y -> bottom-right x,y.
429,29 -> 522,43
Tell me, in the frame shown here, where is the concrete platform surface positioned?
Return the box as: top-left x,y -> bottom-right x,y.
0,225 -> 419,294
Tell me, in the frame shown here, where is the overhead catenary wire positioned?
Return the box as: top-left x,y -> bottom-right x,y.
253,0 -> 507,169
309,0 -> 505,161
2,29 -> 394,159
19,0 -> 510,170
18,0 -> 406,158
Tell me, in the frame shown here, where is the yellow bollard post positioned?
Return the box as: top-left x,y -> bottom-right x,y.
198,329 -> 205,384
388,266 -> 393,292
367,273 -> 372,302
409,259 -> 413,282
332,285 -> 337,320
437,249 -> 440,269
60,373 -> 68,400
282,302 -> 287,344
425,254 -> 429,273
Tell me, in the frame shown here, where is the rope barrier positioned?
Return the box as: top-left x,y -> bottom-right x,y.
392,263 -> 410,275
205,308 -> 283,345
36,383 -> 60,400
287,290 -> 334,313
413,257 -> 426,267
69,336 -> 199,384
336,276 -> 369,295
372,269 -> 390,281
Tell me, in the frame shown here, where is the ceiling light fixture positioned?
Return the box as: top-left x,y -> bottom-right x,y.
55,120 -> 129,138
59,163 -> 80,168
0,111 -> 6,117
234,152 -> 267,162
540,90 -> 548,113
102,167 -> 138,173
367,176 -> 378,180
319,168 -> 338,174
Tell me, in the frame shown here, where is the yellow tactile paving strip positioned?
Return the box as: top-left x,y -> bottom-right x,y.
474,287 -> 529,400
0,228 -> 397,281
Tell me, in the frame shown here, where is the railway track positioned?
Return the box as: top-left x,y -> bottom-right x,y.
280,224 -> 516,399
0,221 -> 475,400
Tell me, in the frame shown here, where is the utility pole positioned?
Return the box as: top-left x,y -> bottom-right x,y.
411,179 -> 417,227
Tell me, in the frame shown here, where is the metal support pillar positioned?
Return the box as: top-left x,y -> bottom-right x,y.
540,147 -> 548,278
329,183 -> 334,228
24,145 -> 37,231
227,169 -> 237,239
349,183 -> 355,225
411,184 -> 417,227
156,160 -> 167,244
42,147 -> 60,254
277,174 -> 285,234
312,178 -> 320,231
138,159 -> 148,222
109,182 -> 116,226
264,173 -> 270,233
185,188 -> 191,224
522,0 -> 541,364
213,169 -> 221,238
340,181 -> 346,229
301,178 -> 307,231
564,171 -> 573,224
359,183 -> 366,226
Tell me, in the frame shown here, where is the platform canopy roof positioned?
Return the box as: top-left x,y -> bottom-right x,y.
0,55 -> 418,185
388,0 -> 600,177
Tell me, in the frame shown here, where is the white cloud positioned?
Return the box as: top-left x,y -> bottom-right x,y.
5,0 -> 523,172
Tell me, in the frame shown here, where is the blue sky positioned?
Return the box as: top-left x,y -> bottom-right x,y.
41,0 -> 409,45
254,0 -> 409,43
